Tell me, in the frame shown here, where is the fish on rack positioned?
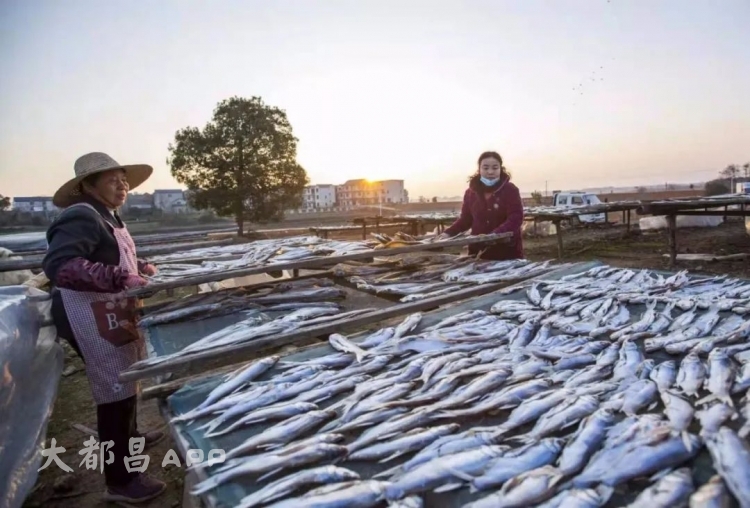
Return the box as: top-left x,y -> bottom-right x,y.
165,263 -> 750,507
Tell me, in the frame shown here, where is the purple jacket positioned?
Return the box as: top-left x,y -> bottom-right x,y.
445,176 -> 524,260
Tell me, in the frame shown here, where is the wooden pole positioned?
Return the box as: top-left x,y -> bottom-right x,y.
361,221 -> 367,240
626,209 -> 631,233
667,214 -> 677,267
555,220 -> 564,259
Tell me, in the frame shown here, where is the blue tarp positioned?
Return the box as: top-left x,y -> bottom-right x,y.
0,286 -> 64,508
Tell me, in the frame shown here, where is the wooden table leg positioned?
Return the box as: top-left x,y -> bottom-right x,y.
626,209 -> 631,233
555,220 -> 564,258
362,222 -> 367,240
292,268 -> 299,278
667,214 -> 677,267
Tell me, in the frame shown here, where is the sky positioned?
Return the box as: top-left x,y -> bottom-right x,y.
1,0 -> 749,200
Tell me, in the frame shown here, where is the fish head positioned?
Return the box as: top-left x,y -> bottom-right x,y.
546,438 -> 567,453
595,407 -> 617,423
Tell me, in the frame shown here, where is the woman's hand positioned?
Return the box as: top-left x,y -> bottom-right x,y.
140,263 -> 158,276
123,274 -> 149,289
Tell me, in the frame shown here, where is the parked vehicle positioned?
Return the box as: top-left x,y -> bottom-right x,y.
552,191 -> 606,223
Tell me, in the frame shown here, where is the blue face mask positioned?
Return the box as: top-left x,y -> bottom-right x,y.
480,176 -> 500,186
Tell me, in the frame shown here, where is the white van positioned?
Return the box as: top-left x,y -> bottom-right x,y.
552,192 -> 606,223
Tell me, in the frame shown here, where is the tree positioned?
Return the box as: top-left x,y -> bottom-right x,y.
530,190 -> 543,205
0,195 -> 10,211
705,179 -> 731,196
635,186 -> 648,194
167,96 -> 309,234
431,197 -> 438,203
689,183 -> 695,190
720,164 -> 740,180
743,163 -> 750,179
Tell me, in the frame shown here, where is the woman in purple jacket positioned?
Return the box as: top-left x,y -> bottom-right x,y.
439,151 -> 524,260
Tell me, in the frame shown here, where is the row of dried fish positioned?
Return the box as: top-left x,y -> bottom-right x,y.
171,264 -> 750,507
338,258 -> 560,302
145,233 -> 477,283
137,280 -> 342,328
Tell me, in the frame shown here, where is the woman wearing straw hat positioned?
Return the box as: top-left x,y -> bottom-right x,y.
43,152 -> 166,503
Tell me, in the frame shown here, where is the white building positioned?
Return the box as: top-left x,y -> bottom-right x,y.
12,197 -> 57,214
301,184 -> 337,210
336,179 -> 408,208
153,189 -> 188,212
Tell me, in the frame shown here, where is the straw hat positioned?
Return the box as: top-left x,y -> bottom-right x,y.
53,152 -> 153,207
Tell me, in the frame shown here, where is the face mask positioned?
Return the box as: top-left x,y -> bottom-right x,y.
480,176 -> 500,186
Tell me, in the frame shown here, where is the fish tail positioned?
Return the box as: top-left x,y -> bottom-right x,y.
256,467 -> 283,483
190,476 -> 221,496
739,424 -> 750,439
680,431 -> 695,452
373,464 -> 402,479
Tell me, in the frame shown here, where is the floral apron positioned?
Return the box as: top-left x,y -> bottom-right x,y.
59,203 -> 146,404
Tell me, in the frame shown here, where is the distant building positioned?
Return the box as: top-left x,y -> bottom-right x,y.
302,184 -> 337,210
12,196 -> 57,214
336,179 -> 408,208
122,193 -> 154,212
153,189 -> 192,213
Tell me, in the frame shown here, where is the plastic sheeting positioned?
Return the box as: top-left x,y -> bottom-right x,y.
0,286 -> 63,508
0,232 -> 48,253
639,215 -> 724,231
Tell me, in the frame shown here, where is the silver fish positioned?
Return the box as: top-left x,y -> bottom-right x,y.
205,401 -> 319,438
435,369 -> 513,410
295,375 -> 370,405
492,389 -> 574,438
388,496 -> 424,508
357,327 -> 396,348
595,343 -> 620,366
348,408 -> 435,453
696,402 -> 737,437
626,467 -> 694,508
669,304 -> 699,332
688,475 -> 731,508
439,379 -> 554,418
347,424 -> 459,462
554,354 -> 597,372
612,340 -> 645,382
732,361 -> 750,394
676,352 -> 707,398
535,487 -> 613,508
527,284 -> 543,306
334,407 -> 409,434
465,465 -> 564,508
650,361 -> 678,391
697,349 -> 736,406
565,365 -> 613,388
192,443 -> 347,495
393,313 -> 422,339
574,432 -> 701,488
267,480 -> 389,508
620,379 -> 658,416
611,300 -> 657,340
704,426 -> 750,507
648,302 -> 675,334
329,333 -> 371,363
336,382 -> 416,425
235,466 -> 360,508
195,356 -> 279,411
557,408 -> 616,476
519,394 -> 600,442
470,439 -> 565,492
225,410 -> 336,459
384,445 -> 506,499
661,390 -> 695,449
418,352 -> 466,387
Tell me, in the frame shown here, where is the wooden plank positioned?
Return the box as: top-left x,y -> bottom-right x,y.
118,274 -> 520,382
124,233 -> 513,298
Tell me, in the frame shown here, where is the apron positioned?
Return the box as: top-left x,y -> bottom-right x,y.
59,203 -> 146,404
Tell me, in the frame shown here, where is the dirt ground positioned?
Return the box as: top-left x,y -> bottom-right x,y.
22,219 -> 750,508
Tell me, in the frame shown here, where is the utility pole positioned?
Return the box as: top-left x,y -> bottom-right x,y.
545,181 -> 548,197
